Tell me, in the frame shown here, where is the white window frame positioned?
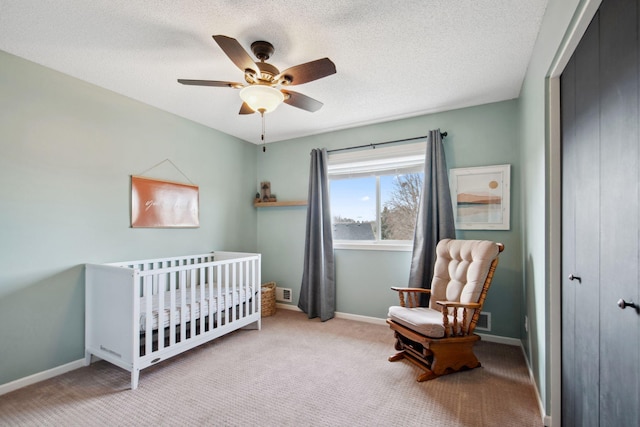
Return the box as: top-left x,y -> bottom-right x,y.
328,141 -> 427,251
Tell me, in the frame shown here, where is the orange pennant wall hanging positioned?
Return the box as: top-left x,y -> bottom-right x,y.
131,176 -> 199,228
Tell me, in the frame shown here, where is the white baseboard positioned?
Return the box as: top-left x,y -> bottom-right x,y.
275,302 -> 301,312
335,311 -> 387,325
277,304 -> 523,341
520,345 -> 551,426
0,359 -> 85,396
476,333 -> 521,346
276,303 -> 386,325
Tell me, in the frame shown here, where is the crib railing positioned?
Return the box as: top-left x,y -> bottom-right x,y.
134,254 -> 260,357
86,251 -> 261,389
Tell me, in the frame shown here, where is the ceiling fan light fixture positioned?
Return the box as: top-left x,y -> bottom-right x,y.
240,85 -> 284,113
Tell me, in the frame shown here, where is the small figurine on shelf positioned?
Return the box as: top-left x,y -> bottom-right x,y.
260,181 -> 271,202
269,194 -> 277,202
255,192 -> 261,204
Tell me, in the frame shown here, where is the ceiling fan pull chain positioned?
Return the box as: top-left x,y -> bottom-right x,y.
261,111 -> 266,152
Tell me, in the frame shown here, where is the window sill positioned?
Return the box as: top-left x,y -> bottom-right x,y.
333,241 -> 413,252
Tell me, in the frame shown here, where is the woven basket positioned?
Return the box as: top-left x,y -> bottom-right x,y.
261,282 -> 277,317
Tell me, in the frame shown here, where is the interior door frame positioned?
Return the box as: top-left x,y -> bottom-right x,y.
547,1 -> 601,425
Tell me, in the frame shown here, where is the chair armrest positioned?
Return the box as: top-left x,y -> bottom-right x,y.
435,301 -> 481,309
390,287 -> 431,308
391,287 -> 431,293
435,301 -> 482,337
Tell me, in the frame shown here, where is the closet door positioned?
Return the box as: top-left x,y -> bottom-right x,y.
561,12 -> 601,426
561,0 -> 640,425
598,0 -> 639,423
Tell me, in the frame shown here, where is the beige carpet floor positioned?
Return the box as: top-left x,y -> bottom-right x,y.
0,309 -> 542,426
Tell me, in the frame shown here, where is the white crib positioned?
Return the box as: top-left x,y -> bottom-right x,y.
84,251 -> 261,389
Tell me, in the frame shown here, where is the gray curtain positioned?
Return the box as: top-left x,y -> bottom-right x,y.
298,148 -> 335,321
408,129 -> 456,302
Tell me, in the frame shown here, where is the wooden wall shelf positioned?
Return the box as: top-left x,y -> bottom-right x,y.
254,200 -> 307,207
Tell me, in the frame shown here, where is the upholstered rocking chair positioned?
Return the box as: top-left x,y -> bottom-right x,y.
387,239 -> 504,382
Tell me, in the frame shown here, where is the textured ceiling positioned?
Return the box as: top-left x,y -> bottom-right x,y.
0,1 -> 548,144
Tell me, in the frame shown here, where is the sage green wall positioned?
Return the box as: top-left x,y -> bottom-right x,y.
518,0 -> 588,420
258,99 -> 522,338
0,51 -> 258,385
0,0 -> 588,407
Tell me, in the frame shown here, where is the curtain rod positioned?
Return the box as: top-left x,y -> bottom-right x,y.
326,131 -> 447,154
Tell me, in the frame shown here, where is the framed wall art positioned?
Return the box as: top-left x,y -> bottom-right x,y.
131,176 -> 199,228
449,164 -> 510,230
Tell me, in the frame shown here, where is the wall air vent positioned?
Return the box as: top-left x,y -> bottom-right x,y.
475,312 -> 491,331
275,287 -> 292,302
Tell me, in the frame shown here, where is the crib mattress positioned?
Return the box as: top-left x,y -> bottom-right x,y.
139,285 -> 254,332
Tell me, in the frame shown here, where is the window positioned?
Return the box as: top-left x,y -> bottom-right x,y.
328,142 -> 426,250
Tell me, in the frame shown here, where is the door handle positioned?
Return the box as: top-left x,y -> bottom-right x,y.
617,299 -> 637,310
568,274 -> 581,283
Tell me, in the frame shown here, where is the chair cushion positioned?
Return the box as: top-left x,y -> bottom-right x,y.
388,306 -> 451,338
429,239 -> 500,312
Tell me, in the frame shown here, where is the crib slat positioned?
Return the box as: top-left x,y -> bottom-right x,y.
255,258 -> 259,314
247,260 -> 252,315
189,270 -> 196,337
144,275 -> 153,356
225,263 -> 230,325
231,261 -> 237,323
238,261 -> 249,318
169,268 -> 176,346
245,261 -> 250,317
208,265 -> 214,331
179,270 -> 186,343
199,266 -> 206,335
216,264 -> 223,327
251,259 -> 257,314
190,268 -> 196,338
152,262 -> 159,295
247,260 -> 252,316
157,273 -> 166,352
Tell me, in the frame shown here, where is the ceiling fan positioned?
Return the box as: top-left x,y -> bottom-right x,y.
178,35 -> 336,116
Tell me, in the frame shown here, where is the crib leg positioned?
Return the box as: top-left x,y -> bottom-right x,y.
131,370 -> 139,390
84,350 -> 92,366
242,319 -> 261,330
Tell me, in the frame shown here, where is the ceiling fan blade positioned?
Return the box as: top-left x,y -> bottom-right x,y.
239,102 -> 255,115
282,90 -> 324,112
178,79 -> 243,88
212,35 -> 259,75
276,58 -> 336,85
